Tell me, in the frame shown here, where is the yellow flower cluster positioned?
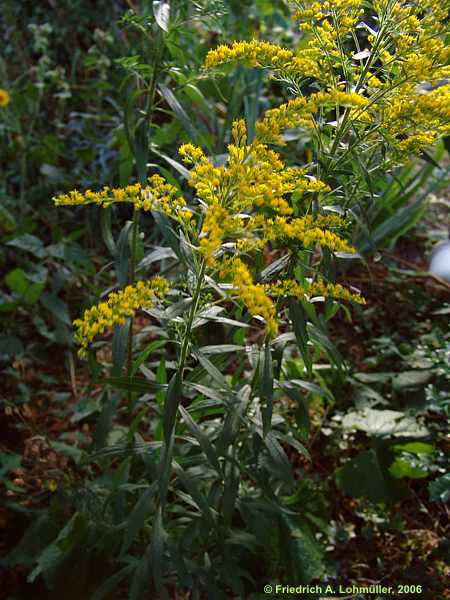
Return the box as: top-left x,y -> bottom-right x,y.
0,88 -> 10,108
382,84 -> 450,157
295,0 -> 364,45
179,122 -> 345,263
265,278 -> 365,304
199,199 -> 239,264
73,277 -> 169,357
219,257 -> 278,336
204,40 -> 321,80
264,216 -> 355,254
216,258 -> 364,339
255,90 -> 368,144
53,175 -> 186,218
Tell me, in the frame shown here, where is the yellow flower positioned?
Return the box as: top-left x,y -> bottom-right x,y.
204,40 -> 320,80
0,88 -> 11,108
74,277 -> 169,357
263,215 -> 355,254
53,175 -> 186,218
219,257 -> 278,337
265,278 -> 365,304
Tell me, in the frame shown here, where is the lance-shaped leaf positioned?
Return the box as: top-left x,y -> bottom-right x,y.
288,298 -> 312,376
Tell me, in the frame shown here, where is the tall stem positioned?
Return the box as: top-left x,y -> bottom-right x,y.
125,25 -> 165,392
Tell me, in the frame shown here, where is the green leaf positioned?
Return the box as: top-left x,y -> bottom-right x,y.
100,207 -> 117,258
389,458 -> 427,479
263,431 -> 293,486
279,514 -> 323,584
50,441 -> 83,465
257,253 -> 291,283
92,565 -> 135,600
288,298 -> 312,376
391,442 -> 434,455
40,292 -> 71,325
336,449 -> 393,503
173,462 -> 215,525
152,210 -> 181,259
121,485 -> 156,557
153,0 -> 170,31
7,234 -> 46,258
112,321 -> 131,376
280,384 -> 310,440
342,408 -> 429,438
131,339 -> 167,376
159,84 -> 200,143
0,334 -> 24,358
194,350 -> 228,389
27,513 -> 82,582
179,405 -> 221,471
358,198 -> 427,254
428,473 -> 450,503
162,372 -> 182,442
150,506 -> 168,599
5,268 -> 44,304
101,376 -> 167,393
200,344 -> 245,355
94,392 -> 121,450
137,247 -> 177,270
115,221 -> 132,287
0,453 -> 22,478
260,343 -> 273,436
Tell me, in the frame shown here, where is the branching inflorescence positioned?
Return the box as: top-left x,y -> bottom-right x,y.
54,0 -> 450,356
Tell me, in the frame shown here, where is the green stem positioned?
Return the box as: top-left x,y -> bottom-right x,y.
178,259 -> 207,375
125,24 -> 165,395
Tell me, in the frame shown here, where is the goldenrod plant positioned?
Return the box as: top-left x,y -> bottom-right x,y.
13,1 -> 450,597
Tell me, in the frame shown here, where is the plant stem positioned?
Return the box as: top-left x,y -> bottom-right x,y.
178,259 -> 207,375
125,24 -> 165,395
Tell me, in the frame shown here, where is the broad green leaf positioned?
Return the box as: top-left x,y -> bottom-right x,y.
428,473 -> 450,503
27,513 -> 82,582
7,234 -> 46,258
5,268 -> 44,304
279,514 -> 324,584
342,408 -> 429,438
0,334 -> 24,358
336,449 -> 392,503
389,458 -> 427,479
40,292 -> 71,325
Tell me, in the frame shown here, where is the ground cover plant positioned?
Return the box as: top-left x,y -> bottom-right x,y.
1,1 -> 449,599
